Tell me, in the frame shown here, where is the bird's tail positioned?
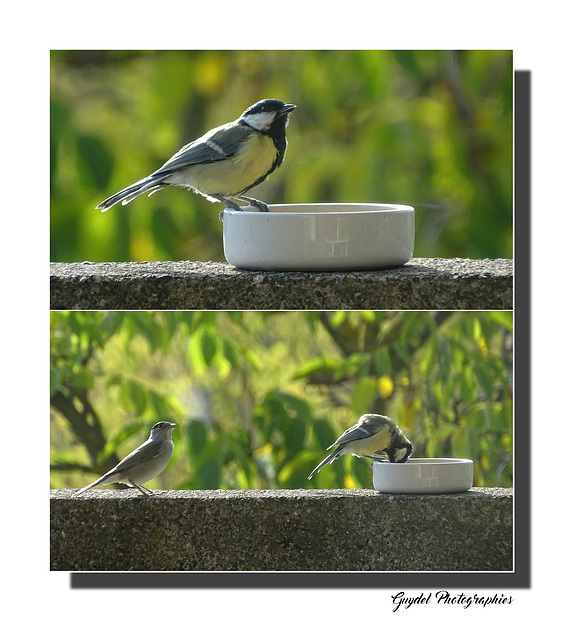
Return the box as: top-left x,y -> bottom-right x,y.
74,476 -> 105,497
307,448 -> 343,480
74,466 -> 118,496
96,174 -> 168,212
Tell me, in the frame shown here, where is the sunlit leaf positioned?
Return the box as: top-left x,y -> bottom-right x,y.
293,358 -> 338,382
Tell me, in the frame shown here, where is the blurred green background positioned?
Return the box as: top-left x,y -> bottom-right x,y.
50,50 -> 513,263
51,310 -> 513,491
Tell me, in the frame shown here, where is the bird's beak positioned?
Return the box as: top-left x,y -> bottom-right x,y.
280,103 -> 296,115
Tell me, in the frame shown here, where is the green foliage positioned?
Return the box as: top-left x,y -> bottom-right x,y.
50,311 -> 513,490
50,50 -> 513,263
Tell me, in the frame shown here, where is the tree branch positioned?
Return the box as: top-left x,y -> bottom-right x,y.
51,390 -> 119,470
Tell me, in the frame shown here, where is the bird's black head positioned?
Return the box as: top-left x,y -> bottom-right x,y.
151,421 -> 176,433
240,99 -> 296,135
150,421 -> 176,441
387,439 -> 413,463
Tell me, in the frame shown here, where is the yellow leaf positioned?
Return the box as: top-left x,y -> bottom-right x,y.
255,443 -> 273,457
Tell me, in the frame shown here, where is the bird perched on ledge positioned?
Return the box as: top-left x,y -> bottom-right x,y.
308,414 -> 412,480
96,99 -> 296,213
75,421 -> 176,497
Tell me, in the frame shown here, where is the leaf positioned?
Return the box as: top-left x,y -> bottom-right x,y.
489,311 -> 513,331
373,345 -> 392,375
451,427 -> 469,458
127,313 -> 166,353
186,419 -> 208,454
282,420 -> 306,455
329,311 -> 347,327
278,450 -> 314,486
97,422 -> 145,465
187,332 -> 207,373
337,353 -> 371,379
197,456 -> 221,488
272,391 -> 312,422
77,134 -> 114,189
292,358 -> 338,382
129,382 -> 148,415
222,339 -> 239,369
350,456 -> 373,488
102,311 -> 126,336
50,367 -> 62,397
312,418 -> 338,451
201,329 -> 217,365
73,368 -> 94,391
426,424 -> 456,457
351,376 -> 377,415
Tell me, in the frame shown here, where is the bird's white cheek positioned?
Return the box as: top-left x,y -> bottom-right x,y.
394,447 -> 410,462
242,112 -> 276,131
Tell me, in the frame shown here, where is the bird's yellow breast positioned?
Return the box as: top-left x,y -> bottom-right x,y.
184,134 -> 279,196
344,429 -> 392,456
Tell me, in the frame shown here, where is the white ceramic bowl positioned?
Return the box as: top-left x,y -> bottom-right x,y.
222,203 -> 414,271
372,458 -> 473,494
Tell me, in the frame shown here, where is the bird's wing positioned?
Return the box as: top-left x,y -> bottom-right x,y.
108,439 -> 167,474
328,418 -> 377,449
154,122 -> 252,175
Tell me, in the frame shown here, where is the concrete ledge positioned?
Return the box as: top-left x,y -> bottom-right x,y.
50,488 -> 513,571
49,258 -> 513,310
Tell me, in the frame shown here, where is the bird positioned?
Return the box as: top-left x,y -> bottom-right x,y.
308,414 -> 412,480
95,99 -> 296,213
75,421 -> 176,497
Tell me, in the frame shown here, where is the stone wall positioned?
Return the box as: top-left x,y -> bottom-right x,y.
50,258 -> 513,310
51,488 -> 513,572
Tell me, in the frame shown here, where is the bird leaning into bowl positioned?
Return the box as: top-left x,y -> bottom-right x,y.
308,414 -> 412,480
75,421 -> 176,497
96,99 -> 296,215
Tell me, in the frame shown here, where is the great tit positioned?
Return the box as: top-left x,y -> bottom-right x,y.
95,99 -> 296,214
75,421 -> 176,496
308,413 -> 413,480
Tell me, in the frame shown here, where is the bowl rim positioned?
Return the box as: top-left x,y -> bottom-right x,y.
223,202 -> 415,216
372,457 -> 473,466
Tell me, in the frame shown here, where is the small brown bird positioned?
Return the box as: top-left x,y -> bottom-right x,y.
75,421 -> 176,496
